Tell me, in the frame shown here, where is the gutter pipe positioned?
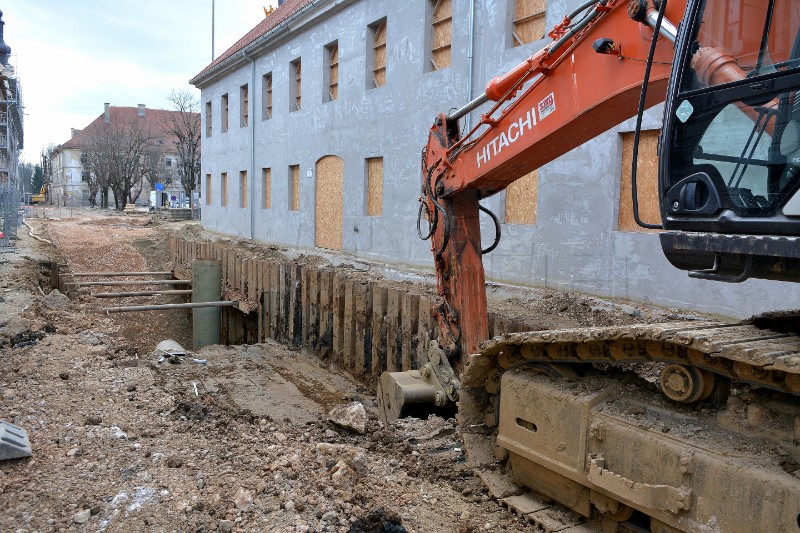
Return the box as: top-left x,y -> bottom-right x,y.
243,49 -> 256,240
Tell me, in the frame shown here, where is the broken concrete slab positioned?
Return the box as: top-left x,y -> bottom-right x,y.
0,420 -> 32,460
42,289 -> 70,310
328,401 -> 367,434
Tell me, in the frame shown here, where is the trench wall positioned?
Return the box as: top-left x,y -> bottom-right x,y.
169,235 -> 526,382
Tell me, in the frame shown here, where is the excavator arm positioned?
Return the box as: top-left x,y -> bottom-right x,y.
422,0 -> 683,367
379,2 -> 800,531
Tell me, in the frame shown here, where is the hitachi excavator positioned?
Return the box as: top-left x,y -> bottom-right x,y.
378,0 -> 800,531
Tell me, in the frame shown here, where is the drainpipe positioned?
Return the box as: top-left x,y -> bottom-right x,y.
243,50 -> 256,240
465,0 -> 476,131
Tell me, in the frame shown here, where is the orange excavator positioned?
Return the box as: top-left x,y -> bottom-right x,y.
379,0 -> 800,531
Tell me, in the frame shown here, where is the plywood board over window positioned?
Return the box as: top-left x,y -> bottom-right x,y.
262,167 -> 271,209
240,170 -> 248,208
291,59 -> 302,111
316,155 -> 344,250
431,0 -> 452,70
221,172 -> 228,207
262,73 -> 273,120
205,174 -> 212,205
221,94 -> 229,132
325,42 -> 339,102
366,157 -> 383,216
619,130 -> 661,232
505,169 -> 538,224
289,165 -> 300,211
240,84 -> 249,127
372,19 -> 387,88
513,0 -> 547,46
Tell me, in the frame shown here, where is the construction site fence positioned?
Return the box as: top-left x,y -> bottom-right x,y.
0,187 -> 21,248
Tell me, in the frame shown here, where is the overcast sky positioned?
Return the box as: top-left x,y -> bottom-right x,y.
5,0 -> 277,164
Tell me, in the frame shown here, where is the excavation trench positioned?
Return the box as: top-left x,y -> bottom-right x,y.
166,233 -> 540,387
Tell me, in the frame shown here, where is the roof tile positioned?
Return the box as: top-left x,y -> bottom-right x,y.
58,107 -> 198,151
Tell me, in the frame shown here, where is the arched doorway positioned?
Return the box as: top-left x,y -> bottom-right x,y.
315,155 -> 344,250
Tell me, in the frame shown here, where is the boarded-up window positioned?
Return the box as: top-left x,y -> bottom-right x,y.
324,41 -> 339,102
240,84 -> 249,127
512,0 -> 546,47
289,165 -> 300,211
240,170 -> 248,208
262,72 -> 273,120
505,169 -> 538,224
619,130 -> 661,231
205,174 -> 212,205
221,172 -> 228,207
366,157 -> 383,216
430,0 -> 452,70
367,18 -> 387,88
315,155 -> 345,250
205,101 -> 212,137
262,167 -> 271,209
221,94 -> 229,132
290,59 -> 302,111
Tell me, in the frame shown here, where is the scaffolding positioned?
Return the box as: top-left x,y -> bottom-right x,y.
0,16 -> 24,251
0,80 -> 22,250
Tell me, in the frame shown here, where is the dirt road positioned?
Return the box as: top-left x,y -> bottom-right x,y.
0,209 -> 697,532
0,209 -> 537,532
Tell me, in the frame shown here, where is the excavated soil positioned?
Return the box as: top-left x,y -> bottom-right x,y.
1,207 -> 703,532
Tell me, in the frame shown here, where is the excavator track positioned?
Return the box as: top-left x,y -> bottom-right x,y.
458,321 -> 800,532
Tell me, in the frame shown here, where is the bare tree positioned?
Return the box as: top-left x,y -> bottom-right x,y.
164,89 -> 201,208
83,115 -> 160,210
40,145 -> 57,204
79,151 -> 105,207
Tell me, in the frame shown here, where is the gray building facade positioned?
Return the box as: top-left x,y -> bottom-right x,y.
191,0 -> 800,319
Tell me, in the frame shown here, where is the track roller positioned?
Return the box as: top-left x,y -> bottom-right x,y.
658,364 -> 715,403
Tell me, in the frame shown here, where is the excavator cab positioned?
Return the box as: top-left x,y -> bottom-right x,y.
660,0 -> 800,281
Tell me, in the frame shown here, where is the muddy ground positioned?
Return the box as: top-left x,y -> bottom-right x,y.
0,208 -> 702,532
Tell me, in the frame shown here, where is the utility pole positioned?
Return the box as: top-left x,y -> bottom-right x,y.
211,0 -> 215,60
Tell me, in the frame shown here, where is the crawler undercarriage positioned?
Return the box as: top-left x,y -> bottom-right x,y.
456,321 -> 800,532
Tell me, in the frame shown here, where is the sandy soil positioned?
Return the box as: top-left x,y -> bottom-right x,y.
0,208 -> 701,532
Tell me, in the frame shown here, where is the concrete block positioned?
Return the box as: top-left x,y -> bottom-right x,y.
0,420 -> 31,460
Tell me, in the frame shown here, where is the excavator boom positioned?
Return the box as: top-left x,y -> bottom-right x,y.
379,0 -> 800,531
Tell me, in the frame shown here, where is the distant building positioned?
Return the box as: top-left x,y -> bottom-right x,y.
50,104 -> 198,207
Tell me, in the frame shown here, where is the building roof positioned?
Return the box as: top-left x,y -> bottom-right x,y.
190,0 -> 314,85
58,106 -> 197,152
